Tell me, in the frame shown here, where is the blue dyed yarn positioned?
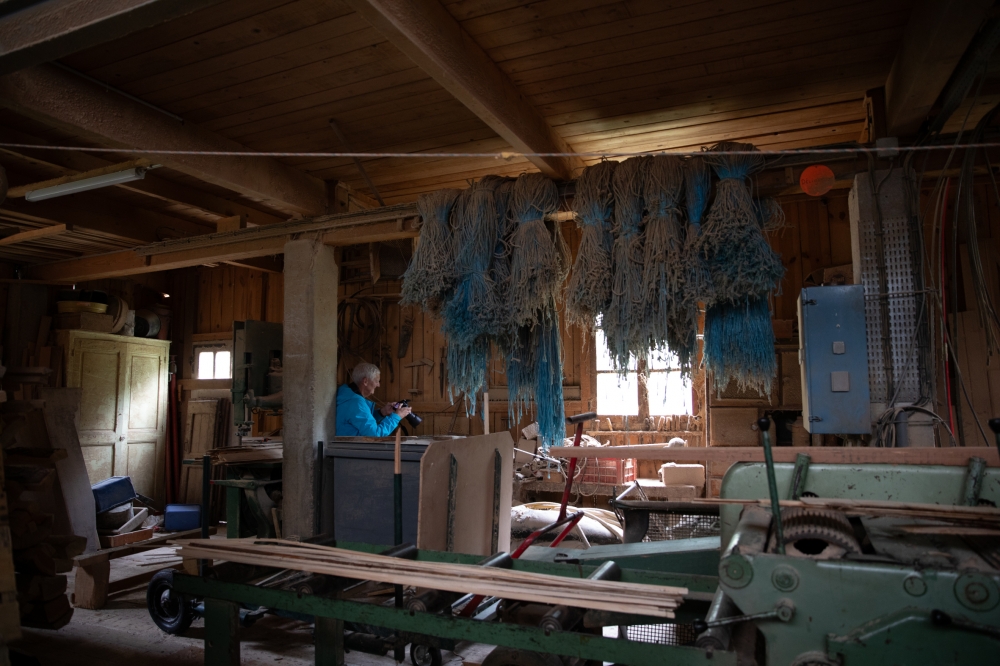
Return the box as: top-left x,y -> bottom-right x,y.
703,295 -> 777,397
508,174 -> 562,327
441,177 -> 506,407
699,142 -> 784,302
506,309 -> 565,452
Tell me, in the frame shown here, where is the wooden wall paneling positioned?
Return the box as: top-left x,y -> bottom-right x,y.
231,267 -> 247,322
247,269 -> 263,321
827,194 -> 853,266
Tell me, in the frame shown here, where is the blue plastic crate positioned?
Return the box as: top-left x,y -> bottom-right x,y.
164,504 -> 201,532
92,476 -> 137,514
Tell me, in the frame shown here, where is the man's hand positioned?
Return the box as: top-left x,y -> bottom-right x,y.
379,403 -> 394,417
394,405 -> 412,418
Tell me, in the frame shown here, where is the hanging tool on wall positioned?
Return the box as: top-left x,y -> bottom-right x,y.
398,313 -> 413,359
404,358 -> 433,395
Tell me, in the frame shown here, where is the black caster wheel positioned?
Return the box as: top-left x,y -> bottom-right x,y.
410,643 -> 442,666
147,569 -> 195,635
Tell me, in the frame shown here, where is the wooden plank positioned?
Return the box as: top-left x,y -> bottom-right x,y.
0,64 -> 328,215
74,526 -> 216,568
177,538 -> 686,618
0,0 -> 227,76
884,0 -> 993,136
343,0 -> 582,180
548,445 -> 1000,467
0,224 -> 68,247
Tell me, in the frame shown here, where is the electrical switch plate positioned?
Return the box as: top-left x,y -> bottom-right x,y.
831,371 -> 850,392
832,341 -> 846,354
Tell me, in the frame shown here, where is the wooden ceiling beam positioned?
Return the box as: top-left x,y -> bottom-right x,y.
0,223 -> 69,247
25,203 -> 419,281
0,129 -> 289,226
0,0 -> 226,76
343,0 -> 583,181
884,0 -> 993,137
1,189 -> 213,244
0,64 -> 328,215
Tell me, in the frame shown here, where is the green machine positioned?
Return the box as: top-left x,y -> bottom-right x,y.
156,434 -> 1000,665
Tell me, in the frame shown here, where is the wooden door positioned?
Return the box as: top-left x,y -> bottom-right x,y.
122,341 -> 169,503
178,399 -> 219,503
63,334 -> 128,486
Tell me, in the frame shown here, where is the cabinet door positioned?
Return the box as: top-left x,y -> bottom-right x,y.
64,337 -> 127,485
122,342 -> 168,503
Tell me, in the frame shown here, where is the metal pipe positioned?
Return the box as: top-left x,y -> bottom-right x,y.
758,416 -> 785,555
538,561 -> 621,634
963,456 -> 987,506
695,589 -> 739,650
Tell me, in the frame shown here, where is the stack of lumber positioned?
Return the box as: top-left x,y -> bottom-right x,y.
207,444 -> 282,465
0,449 -> 87,629
177,539 -> 686,619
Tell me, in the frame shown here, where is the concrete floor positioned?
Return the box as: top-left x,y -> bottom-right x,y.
11,548 -> 492,666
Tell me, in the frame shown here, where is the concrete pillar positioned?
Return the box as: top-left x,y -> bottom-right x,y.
282,238 -> 338,537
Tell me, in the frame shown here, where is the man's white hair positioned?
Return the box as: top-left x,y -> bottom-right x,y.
352,362 -> 381,384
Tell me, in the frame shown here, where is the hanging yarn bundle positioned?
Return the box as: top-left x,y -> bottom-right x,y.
703,295 -> 776,396
486,178 -> 517,342
507,173 -> 563,327
682,156 -> 715,309
400,189 -> 461,314
602,156 -> 650,374
639,155 -> 686,363
754,197 -> 786,233
441,177 -> 506,405
566,160 -> 618,329
698,142 -> 784,396
505,172 -> 566,451
699,142 -> 784,301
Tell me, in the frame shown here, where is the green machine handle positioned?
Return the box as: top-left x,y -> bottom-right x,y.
758,416 -> 785,555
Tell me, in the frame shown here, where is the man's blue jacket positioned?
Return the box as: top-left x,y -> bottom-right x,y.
335,383 -> 401,437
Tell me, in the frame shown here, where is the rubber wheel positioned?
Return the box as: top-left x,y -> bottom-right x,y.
410,644 -> 442,666
147,569 -> 195,635
481,647 -> 564,666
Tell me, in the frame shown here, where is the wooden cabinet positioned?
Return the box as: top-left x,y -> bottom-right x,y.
55,330 -> 170,504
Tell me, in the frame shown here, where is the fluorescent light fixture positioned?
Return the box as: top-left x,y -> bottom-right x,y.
25,167 -> 147,201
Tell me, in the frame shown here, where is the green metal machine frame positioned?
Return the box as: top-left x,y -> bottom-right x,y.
170,460 -> 1000,666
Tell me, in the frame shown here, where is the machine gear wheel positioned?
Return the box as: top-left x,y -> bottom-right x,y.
768,508 -> 861,559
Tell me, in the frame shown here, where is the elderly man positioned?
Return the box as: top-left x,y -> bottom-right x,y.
336,362 -> 412,437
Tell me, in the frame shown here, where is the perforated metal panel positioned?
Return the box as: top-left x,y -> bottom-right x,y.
849,169 -> 928,413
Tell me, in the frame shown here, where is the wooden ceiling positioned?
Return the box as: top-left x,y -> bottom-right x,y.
0,0 -> 990,271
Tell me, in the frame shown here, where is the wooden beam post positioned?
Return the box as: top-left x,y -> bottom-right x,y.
343,0 -> 583,180
0,0 -> 226,76
0,64 -> 328,215
884,0 -> 993,137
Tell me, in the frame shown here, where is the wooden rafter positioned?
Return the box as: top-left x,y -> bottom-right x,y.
0,64 -> 328,215
344,0 -> 583,181
884,0 -> 993,137
1,189 -> 213,244
26,203 -> 420,281
0,0 -> 226,76
0,127 -> 289,226
0,223 -> 69,247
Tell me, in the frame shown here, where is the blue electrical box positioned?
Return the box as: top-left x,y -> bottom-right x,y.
798,286 -> 871,434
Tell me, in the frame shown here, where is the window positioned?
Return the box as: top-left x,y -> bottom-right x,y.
194,344 -> 232,380
595,329 -> 692,416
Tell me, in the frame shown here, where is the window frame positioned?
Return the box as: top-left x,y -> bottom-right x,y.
193,341 -> 233,381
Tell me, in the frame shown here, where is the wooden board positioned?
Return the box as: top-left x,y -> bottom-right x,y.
178,399 -> 219,503
98,527 -> 155,549
416,432 -> 514,556
548,445 -> 1000,468
38,388 -> 100,553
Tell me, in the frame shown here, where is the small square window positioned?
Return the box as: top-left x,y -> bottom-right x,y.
194,344 -> 232,380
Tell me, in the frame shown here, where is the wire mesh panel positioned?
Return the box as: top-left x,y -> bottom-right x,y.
643,513 -> 720,542
622,622 -> 698,645
848,169 -> 927,409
